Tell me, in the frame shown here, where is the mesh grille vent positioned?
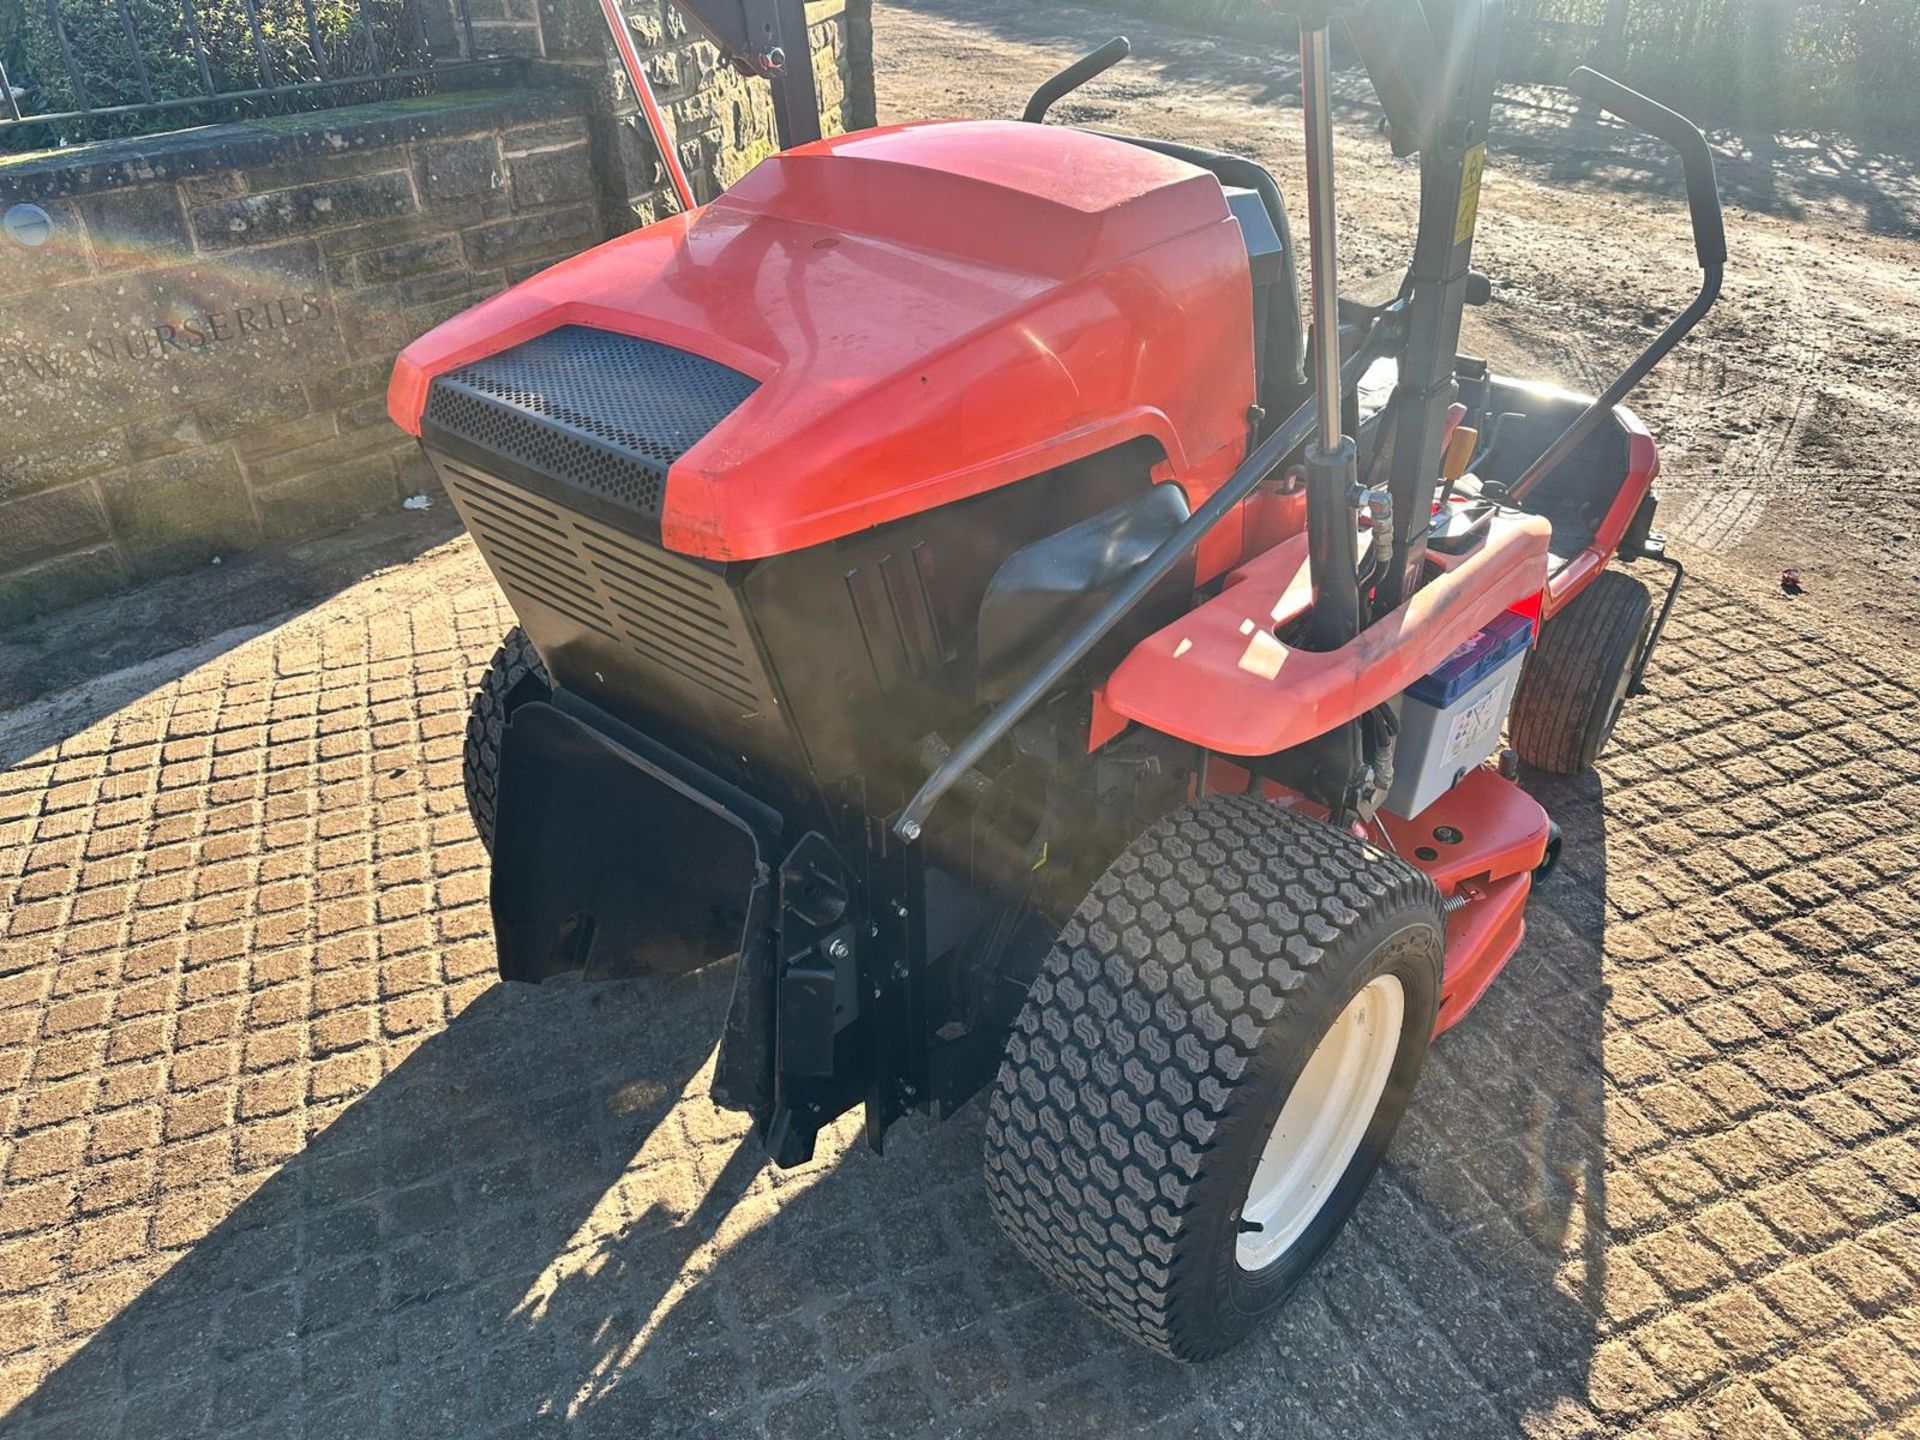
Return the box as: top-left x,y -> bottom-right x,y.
424,327 -> 760,519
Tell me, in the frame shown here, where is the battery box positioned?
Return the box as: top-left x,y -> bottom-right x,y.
1384,610 -> 1534,820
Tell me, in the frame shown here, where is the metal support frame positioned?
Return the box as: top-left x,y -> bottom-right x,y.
748,0 -> 825,149
1373,0 -> 1504,614
1297,19 -> 1363,658
1625,549 -> 1684,699
666,0 -> 823,149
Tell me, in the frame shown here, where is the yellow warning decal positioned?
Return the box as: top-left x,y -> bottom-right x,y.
1454,143 -> 1486,247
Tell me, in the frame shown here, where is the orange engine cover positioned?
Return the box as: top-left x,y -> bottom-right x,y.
389,120 -> 1259,562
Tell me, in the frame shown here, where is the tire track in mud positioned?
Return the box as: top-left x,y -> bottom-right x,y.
877,0 -> 1920,644
1663,262 -> 1830,556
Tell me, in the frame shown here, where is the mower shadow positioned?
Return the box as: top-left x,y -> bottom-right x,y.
4,963 -> 754,1439
12,779 -> 1616,1439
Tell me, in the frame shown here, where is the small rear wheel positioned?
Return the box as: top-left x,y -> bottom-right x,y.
463,627 -> 551,854
1509,569 -> 1653,775
982,796 -> 1444,1360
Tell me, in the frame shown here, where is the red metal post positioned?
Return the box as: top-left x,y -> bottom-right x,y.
597,0 -> 698,213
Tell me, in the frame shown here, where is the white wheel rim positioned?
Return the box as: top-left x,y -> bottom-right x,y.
1235,974 -> 1405,1271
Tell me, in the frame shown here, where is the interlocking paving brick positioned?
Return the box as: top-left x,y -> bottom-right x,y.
0,544 -> 1916,1437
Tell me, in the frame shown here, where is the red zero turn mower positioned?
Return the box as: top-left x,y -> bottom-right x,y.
389,0 -> 1724,1358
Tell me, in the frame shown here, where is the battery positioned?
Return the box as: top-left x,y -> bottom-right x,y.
1384,610 -> 1534,820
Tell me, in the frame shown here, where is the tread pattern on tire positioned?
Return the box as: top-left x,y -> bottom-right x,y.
463,627 -> 550,853
1509,568 -> 1652,775
982,794 -> 1440,1359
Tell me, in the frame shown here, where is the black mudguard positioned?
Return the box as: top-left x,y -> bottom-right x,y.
491,698 -> 779,985
490,694 -> 874,1166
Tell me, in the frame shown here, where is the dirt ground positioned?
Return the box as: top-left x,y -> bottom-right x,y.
874,0 -> 1920,648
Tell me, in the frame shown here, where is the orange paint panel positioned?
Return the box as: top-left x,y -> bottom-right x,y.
390,120 -> 1257,565
1378,767 -> 1551,889
1433,871 -> 1530,1035
1105,511 -> 1551,754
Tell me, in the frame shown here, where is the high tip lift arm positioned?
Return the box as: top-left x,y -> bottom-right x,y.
899,0 -> 1423,843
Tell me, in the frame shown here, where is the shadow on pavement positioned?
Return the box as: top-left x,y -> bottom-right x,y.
0,511 -> 464,763
10,772 -> 1616,1440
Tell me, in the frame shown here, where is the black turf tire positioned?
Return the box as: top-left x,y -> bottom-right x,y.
463,627 -> 551,854
1508,569 -> 1653,775
982,796 -> 1445,1360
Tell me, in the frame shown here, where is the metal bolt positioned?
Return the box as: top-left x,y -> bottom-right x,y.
898,819 -> 921,843
825,936 -> 850,962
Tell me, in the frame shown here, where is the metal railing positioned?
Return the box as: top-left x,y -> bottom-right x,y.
0,0 -> 496,142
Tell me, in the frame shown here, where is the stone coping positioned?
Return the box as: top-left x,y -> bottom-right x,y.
0,75 -> 576,203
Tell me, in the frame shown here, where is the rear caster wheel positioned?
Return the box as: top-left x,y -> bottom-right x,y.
463,627 -> 551,854
1534,820 -> 1564,883
982,796 -> 1444,1360
1509,569 -> 1653,775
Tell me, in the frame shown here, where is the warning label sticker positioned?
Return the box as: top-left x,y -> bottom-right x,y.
1444,686 -> 1500,764
1454,143 -> 1487,247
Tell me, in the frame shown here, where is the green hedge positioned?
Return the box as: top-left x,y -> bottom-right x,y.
1,0 -> 431,149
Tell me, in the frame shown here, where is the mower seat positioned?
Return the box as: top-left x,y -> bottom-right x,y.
1469,379 -> 1640,569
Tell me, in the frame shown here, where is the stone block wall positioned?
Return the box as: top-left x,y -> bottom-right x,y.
568,0 -> 865,218
0,90 -> 604,626
0,0 -> 865,629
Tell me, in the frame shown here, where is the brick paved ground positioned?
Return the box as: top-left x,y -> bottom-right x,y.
1,539 -> 1917,1439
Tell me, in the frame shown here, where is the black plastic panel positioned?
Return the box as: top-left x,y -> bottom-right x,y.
975,482 -> 1194,703
423,326 -> 759,521
491,699 -> 770,984
427,449 -> 796,800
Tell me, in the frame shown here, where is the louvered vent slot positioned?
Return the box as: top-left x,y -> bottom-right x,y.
443,465 -> 617,641
580,530 -> 768,711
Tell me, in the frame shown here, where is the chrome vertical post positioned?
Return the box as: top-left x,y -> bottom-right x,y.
1298,18 -> 1363,654
1299,22 -> 1344,457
